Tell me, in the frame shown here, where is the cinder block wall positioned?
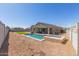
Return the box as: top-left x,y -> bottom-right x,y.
0,21 -> 9,48
0,22 -> 5,48
4,27 -> 9,39
66,23 -> 79,55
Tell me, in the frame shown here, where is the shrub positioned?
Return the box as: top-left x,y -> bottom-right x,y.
62,38 -> 68,44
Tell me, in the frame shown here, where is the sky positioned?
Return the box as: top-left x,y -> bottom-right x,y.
0,3 -> 79,28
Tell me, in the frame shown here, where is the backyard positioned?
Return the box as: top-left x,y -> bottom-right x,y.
8,32 -> 76,56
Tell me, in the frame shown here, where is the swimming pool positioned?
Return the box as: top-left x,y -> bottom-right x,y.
25,34 -> 44,41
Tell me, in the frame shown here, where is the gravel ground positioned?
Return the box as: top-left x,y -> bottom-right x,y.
8,32 -> 76,56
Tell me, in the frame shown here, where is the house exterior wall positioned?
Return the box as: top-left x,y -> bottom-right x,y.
31,23 -> 63,34
0,22 -> 9,48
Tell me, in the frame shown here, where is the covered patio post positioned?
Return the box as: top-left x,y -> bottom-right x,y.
48,28 -> 50,34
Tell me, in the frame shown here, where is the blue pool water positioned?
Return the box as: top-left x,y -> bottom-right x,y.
25,34 -> 44,41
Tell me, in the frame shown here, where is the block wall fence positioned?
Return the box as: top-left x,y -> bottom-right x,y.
0,21 -> 9,48
66,23 -> 79,56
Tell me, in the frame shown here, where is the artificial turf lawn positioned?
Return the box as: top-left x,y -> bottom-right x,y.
16,32 -> 30,34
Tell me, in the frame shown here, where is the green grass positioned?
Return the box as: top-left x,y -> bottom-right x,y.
16,32 -> 30,35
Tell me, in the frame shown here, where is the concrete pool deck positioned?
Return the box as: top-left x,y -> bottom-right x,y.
8,32 -> 76,56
